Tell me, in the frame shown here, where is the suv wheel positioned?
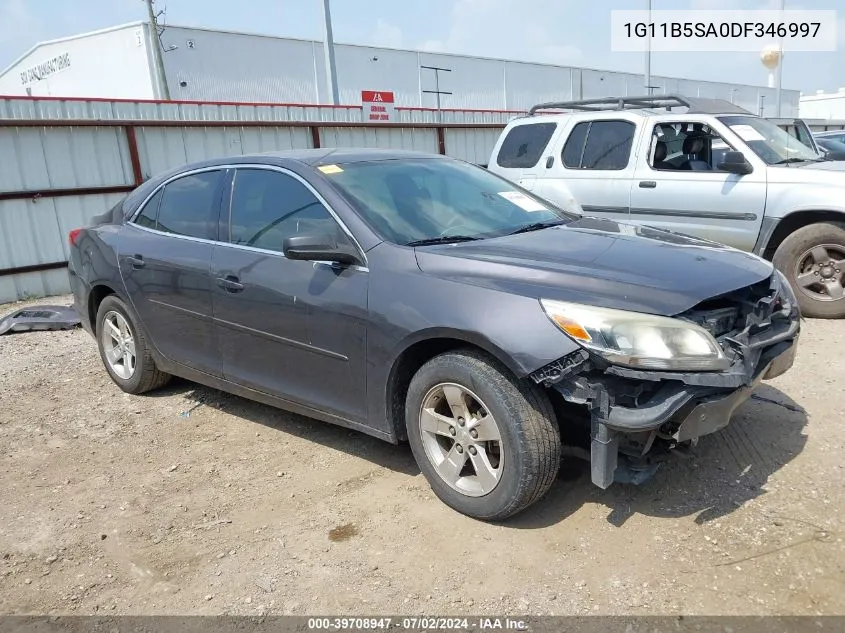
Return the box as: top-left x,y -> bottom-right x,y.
405,349 -> 560,520
773,222 -> 845,319
96,295 -> 171,394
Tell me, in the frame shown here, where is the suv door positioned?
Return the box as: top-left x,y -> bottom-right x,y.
535,118 -> 638,222
211,166 -> 369,421
627,120 -> 766,251
119,169 -> 225,376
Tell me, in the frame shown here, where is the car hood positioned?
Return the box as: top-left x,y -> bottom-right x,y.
414,217 -> 774,316
767,160 -> 845,182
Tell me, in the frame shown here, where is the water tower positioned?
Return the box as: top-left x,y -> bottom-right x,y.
760,45 -> 782,88
761,44 -> 784,117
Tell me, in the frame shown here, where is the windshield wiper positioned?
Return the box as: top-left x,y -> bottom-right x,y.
772,157 -> 819,165
505,220 -> 567,236
405,235 -> 480,247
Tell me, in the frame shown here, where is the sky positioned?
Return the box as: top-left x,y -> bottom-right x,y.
0,0 -> 843,94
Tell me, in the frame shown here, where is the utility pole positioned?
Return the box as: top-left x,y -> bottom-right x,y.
775,0 -> 785,117
144,0 -> 170,100
421,65 -> 452,122
644,0 -> 652,94
321,0 -> 340,105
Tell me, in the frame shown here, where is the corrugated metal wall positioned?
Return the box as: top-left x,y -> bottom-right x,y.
0,96 -> 517,125
154,26 -> 799,117
0,96 -> 508,303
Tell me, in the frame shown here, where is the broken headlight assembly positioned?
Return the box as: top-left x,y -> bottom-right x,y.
540,299 -> 730,371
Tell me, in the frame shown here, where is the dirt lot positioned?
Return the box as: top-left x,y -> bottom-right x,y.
0,294 -> 843,617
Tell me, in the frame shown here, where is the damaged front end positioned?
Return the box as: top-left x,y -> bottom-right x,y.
531,272 -> 800,489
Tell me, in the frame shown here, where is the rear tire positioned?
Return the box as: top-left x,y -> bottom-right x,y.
772,222 -> 845,319
96,295 -> 171,394
405,349 -> 560,521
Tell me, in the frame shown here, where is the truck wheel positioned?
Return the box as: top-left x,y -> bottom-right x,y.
96,295 -> 171,394
405,349 -> 560,521
773,222 -> 845,319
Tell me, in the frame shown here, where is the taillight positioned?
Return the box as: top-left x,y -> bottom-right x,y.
68,228 -> 82,246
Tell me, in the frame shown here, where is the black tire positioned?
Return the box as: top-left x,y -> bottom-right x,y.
405,349 -> 560,521
95,295 -> 171,394
772,222 -> 845,319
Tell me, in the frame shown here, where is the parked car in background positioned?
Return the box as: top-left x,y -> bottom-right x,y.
68,149 -> 799,520
815,137 -> 845,161
814,130 -> 845,144
488,95 -> 845,318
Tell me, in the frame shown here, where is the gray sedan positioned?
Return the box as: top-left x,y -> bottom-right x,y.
68,149 -> 799,520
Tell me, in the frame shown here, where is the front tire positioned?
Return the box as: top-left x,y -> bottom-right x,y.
405,349 -> 561,520
773,222 -> 845,319
96,295 -> 171,394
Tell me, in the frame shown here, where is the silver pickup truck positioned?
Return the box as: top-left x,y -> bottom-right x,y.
488,95 -> 845,318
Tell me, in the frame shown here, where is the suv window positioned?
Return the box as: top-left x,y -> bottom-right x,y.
649,122 -> 735,172
155,171 -> 222,240
229,168 -> 339,253
562,121 -> 635,170
496,123 -> 557,168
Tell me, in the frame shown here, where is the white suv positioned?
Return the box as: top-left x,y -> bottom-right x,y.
488,95 -> 845,318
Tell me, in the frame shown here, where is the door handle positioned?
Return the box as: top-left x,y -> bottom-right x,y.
216,275 -> 244,293
126,255 -> 145,269
639,181 -> 657,189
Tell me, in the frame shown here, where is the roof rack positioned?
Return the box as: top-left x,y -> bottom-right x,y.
528,94 -> 752,116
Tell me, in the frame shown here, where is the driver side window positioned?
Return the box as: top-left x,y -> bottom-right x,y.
228,168 -> 341,254
649,122 -> 735,172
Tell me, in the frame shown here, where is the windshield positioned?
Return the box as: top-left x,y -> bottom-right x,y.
719,116 -> 820,165
323,158 -> 576,245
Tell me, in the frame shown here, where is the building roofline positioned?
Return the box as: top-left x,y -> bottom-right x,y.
0,21 -> 145,78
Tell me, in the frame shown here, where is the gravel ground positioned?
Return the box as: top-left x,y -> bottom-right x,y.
0,295 -> 843,616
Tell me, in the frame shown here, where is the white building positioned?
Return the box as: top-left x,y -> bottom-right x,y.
799,88 -> 845,119
0,21 -> 800,116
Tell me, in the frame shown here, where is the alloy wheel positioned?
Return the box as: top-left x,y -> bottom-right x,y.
418,382 -> 503,497
794,244 -> 845,302
101,311 -> 137,380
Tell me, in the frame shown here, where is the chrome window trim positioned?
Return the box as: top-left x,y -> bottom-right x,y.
127,163 -> 367,268
128,165 -> 228,226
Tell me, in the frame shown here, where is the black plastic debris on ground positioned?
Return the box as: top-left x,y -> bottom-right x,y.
0,305 -> 80,335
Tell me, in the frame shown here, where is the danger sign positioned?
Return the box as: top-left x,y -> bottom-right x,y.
362,90 -> 395,123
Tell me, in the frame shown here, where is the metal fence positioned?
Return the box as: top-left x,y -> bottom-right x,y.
0,96 -> 512,303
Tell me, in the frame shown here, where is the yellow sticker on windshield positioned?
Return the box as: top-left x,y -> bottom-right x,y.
318,164 -> 344,174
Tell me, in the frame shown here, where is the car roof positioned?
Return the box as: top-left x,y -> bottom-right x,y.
230,147 -> 443,166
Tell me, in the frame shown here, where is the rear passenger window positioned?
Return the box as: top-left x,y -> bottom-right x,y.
562,121 -> 636,171
561,122 -> 589,169
228,169 -> 339,254
496,123 -> 557,168
134,189 -> 161,229
156,171 -> 222,240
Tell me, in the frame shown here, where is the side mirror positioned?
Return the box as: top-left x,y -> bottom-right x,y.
282,232 -> 361,266
717,151 -> 753,175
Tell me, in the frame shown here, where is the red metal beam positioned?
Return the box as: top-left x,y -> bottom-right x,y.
0,93 -> 525,114
436,127 -> 446,155
124,126 -> 144,186
0,261 -> 67,278
310,125 -> 321,149
0,184 -> 135,203
0,119 -> 506,130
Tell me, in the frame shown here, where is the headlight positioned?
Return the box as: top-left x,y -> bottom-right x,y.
540,299 -> 729,371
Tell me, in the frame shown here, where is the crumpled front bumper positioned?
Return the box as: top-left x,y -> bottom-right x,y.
531,273 -> 801,489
